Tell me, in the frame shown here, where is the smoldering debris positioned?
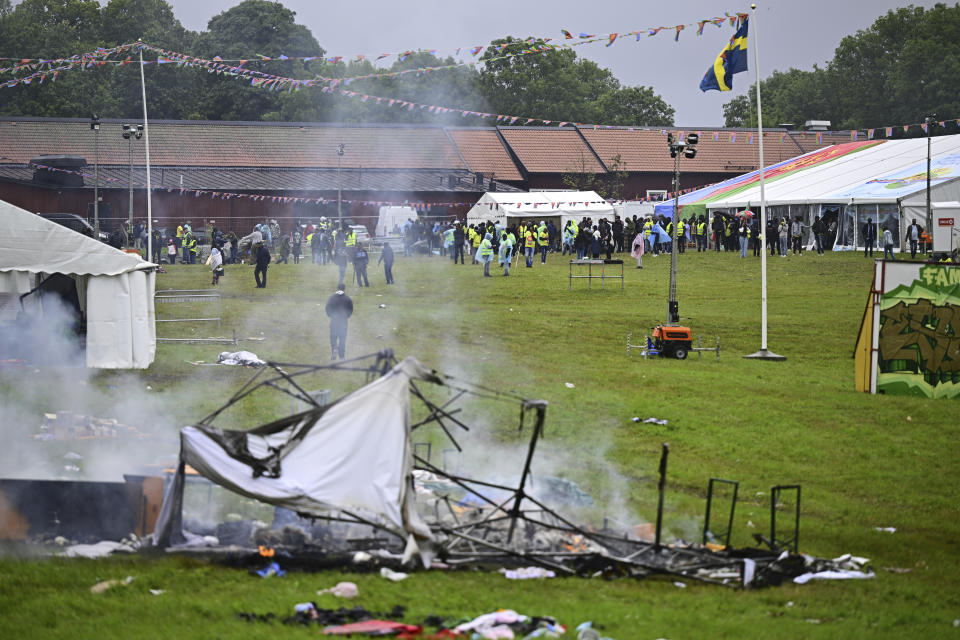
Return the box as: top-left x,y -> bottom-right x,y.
135,352 -> 875,591
34,411 -> 152,441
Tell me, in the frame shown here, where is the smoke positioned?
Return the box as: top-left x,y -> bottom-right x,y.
0,290 -> 190,483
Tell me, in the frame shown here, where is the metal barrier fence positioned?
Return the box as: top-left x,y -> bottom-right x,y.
155,290 -> 222,341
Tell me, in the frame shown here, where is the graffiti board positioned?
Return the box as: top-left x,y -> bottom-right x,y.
856,261 -> 960,397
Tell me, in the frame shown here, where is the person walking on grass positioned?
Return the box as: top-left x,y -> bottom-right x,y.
378,241 -> 395,284
254,241 -> 271,288
325,284 -> 353,360
209,244 -> 223,286
499,230 -> 514,276
631,226 -> 645,269
478,232 -> 494,277
353,242 -> 370,287
883,225 -> 896,261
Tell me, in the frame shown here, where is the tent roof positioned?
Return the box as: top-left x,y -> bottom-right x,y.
0,200 -> 154,276
466,191 -> 613,221
656,134 -> 960,215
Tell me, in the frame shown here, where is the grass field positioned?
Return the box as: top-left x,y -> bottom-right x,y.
1,246 -> 958,639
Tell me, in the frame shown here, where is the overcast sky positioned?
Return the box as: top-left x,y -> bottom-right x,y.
161,0 -> 939,127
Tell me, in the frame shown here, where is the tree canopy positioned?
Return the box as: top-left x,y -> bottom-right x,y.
724,3 -> 960,134
0,0 -> 675,127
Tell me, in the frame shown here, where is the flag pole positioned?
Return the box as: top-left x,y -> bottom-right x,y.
744,4 -> 785,361
140,45 -> 154,265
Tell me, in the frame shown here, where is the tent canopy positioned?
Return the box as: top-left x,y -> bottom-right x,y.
656,134 -> 960,219
154,356 -> 437,564
0,200 -> 156,368
466,191 -> 614,227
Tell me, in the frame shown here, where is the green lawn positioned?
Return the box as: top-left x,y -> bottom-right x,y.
1,247 -> 958,639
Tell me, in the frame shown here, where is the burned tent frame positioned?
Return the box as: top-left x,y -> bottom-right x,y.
157,351 -> 815,588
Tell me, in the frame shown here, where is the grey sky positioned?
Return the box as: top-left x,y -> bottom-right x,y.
162,0 -> 939,127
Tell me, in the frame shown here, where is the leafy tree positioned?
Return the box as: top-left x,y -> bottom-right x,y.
189,0 -> 323,121
479,36 -> 673,126
724,3 -> 960,133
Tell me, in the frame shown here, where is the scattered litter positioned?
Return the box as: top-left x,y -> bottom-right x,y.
953,619 -> 959,628
575,621 -> 602,640
218,351 -> 265,366
883,567 -> 912,574
564,382 -> 575,388
806,619 -> 822,624
352,551 -> 372,564
874,527 -> 896,533
64,465 -> 80,472
322,620 -> 422,636
831,554 -> 870,570
793,569 -> 874,584
35,411 -> 149,441
631,417 -> 640,422
63,452 -> 83,460
63,540 -> 132,558
379,567 -> 409,582
90,576 -> 134,594
378,304 -> 387,308
149,589 -> 164,596
746,520 -> 756,528
499,566 -> 556,580
256,562 -> 286,578
673,581 -> 687,588
53,536 -> 68,546
454,610 -> 564,639
318,582 -> 359,599
642,417 -> 668,425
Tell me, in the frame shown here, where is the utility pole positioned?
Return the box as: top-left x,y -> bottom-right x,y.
925,115 -> 935,248
121,123 -> 143,247
91,115 -> 100,236
337,143 -> 346,225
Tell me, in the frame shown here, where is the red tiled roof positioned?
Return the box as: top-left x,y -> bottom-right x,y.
578,128 -> 852,173
0,120 -> 467,170
498,128 -> 606,174
446,128 -> 522,181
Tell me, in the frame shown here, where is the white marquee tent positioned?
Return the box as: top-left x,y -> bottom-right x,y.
466,190 -> 614,228
0,199 -> 156,368
655,134 -> 960,250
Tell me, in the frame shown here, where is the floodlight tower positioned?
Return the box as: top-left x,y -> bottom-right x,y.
337,143 -> 346,225
90,114 -> 100,236
665,132 -> 698,325
122,123 -> 143,245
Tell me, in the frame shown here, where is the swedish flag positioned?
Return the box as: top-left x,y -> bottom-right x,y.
699,19 -> 749,92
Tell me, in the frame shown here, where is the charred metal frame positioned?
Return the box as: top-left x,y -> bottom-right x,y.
164,351 -> 812,588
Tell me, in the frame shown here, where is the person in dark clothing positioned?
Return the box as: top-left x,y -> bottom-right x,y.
353,242 -> 370,287
254,242 -> 271,288
863,218 -> 876,257
379,241 -> 395,284
325,285 -> 353,360
453,223 -> 465,264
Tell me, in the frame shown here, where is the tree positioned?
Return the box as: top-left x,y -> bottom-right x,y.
189,0 -> 323,121
724,3 -> 960,132
479,36 -> 673,126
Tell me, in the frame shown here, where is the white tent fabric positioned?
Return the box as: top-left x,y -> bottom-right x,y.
376,206 -> 416,237
154,357 -> 437,564
655,134 -> 960,250
466,191 -> 614,227
0,199 -> 156,368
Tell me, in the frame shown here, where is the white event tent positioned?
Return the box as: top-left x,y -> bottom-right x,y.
654,134 -> 960,250
0,199 -> 156,368
466,190 -> 614,229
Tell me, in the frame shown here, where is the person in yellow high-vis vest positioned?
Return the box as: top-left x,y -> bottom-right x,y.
537,222 -> 549,264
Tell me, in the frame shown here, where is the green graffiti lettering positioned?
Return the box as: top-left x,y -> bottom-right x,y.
879,300 -> 960,376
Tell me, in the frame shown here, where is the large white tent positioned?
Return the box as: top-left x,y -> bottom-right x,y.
0,199 -> 156,368
466,190 -> 614,228
655,134 -> 960,250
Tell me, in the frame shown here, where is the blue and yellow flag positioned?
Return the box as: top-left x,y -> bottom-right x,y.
699,18 -> 749,92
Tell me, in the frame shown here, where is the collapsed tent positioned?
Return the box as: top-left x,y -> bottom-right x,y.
154,356 -> 439,563
655,134 -> 960,251
0,199 -> 156,368
466,191 -> 614,229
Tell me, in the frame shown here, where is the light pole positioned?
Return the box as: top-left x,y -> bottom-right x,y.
90,115 -> 100,236
665,132 -> 698,325
925,115 -> 936,250
121,123 -> 143,247
337,143 -> 346,225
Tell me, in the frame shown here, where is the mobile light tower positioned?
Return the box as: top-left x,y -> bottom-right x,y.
121,123 -> 143,246
90,115 -> 100,236
337,143 -> 346,225
665,131 -> 698,324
